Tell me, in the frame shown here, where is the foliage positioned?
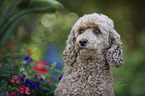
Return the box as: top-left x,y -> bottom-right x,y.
0,48 -> 63,96
0,0 -> 61,47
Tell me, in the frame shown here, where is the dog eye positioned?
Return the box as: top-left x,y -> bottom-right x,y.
93,28 -> 101,35
79,29 -> 84,34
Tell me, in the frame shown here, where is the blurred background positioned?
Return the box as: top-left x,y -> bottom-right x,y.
0,0 -> 145,96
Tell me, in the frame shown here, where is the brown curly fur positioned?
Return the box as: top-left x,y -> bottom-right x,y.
54,13 -> 124,96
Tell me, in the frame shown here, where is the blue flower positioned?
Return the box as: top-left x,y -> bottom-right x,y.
24,56 -> 29,60
22,75 -> 26,77
29,83 -> 35,89
21,78 -> 24,82
25,79 -> 35,89
25,79 -> 40,89
34,75 -> 37,79
33,82 -> 40,88
59,75 -> 63,81
24,56 -> 33,64
25,79 -> 30,83
40,78 -> 44,82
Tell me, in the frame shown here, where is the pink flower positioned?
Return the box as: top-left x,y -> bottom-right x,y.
16,77 -> 21,83
8,92 -> 17,96
17,85 -> 31,94
10,76 -> 21,83
10,78 -> 15,83
25,87 -> 31,94
0,90 -> 2,92
17,86 -> 25,94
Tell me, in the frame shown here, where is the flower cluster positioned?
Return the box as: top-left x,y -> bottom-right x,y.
0,43 -> 63,95
9,76 -> 31,95
17,85 -> 31,94
21,75 -> 41,89
8,92 -> 17,96
10,76 -> 21,83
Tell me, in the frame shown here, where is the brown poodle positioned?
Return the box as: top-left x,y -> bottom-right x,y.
54,13 -> 124,96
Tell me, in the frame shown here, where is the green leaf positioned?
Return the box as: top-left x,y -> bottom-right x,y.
42,66 -> 50,70
42,87 -> 51,91
51,62 -> 56,68
18,0 -> 62,13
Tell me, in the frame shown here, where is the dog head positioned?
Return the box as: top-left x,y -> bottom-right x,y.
63,13 -> 124,67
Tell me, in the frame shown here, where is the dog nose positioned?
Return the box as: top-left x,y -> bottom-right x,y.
79,39 -> 88,47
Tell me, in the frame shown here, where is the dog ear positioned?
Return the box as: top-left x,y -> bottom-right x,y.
62,29 -> 77,66
106,29 -> 124,68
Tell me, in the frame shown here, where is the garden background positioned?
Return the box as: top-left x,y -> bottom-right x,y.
0,0 -> 145,96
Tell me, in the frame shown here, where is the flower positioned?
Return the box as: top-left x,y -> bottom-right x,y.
21,78 -> 25,82
33,61 -> 50,77
59,75 -> 63,81
8,92 -> 17,96
11,56 -> 15,61
22,75 -> 26,77
17,85 -> 31,94
40,78 -> 44,82
25,87 -> 31,94
33,82 -> 40,88
16,77 -> 21,83
25,79 -> 35,89
0,90 -> 2,92
49,80 -> 52,83
24,56 -> 33,64
17,86 -> 25,94
24,79 -> 41,89
34,75 -> 38,79
21,75 -> 26,82
10,78 -> 15,83
10,76 -> 21,83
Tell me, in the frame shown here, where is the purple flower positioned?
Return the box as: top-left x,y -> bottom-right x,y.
25,79 -> 40,89
25,79 -> 30,83
40,78 -> 44,82
24,56 -> 29,60
33,82 -> 40,88
25,79 -> 35,89
21,78 -> 24,82
29,83 -> 35,89
22,75 -> 26,77
59,75 -> 63,81
34,75 -> 37,79
24,56 -> 33,64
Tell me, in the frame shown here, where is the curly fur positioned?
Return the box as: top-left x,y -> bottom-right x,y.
54,13 -> 124,96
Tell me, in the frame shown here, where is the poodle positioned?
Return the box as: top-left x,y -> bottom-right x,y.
54,13 -> 124,96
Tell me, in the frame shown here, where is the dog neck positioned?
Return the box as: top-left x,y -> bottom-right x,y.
71,52 -> 110,74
